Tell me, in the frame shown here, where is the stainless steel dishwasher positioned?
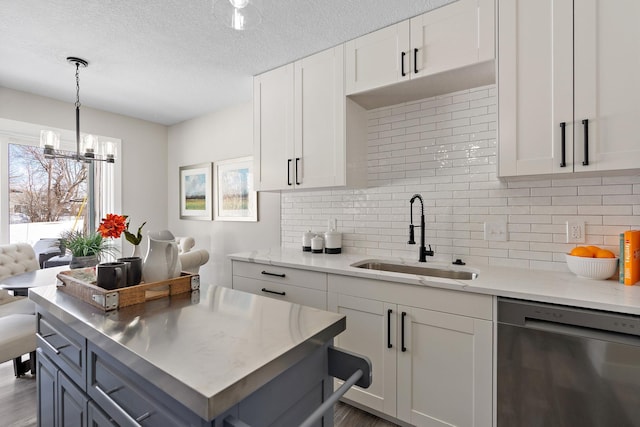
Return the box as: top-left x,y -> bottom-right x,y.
498,297 -> 640,427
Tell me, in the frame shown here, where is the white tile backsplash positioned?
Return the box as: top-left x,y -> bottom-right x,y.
281,84 -> 640,271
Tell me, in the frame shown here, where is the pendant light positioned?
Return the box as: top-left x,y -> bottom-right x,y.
213,0 -> 262,31
40,57 -> 116,163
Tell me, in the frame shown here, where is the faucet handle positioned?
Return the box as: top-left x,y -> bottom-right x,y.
408,225 -> 415,245
425,245 -> 434,257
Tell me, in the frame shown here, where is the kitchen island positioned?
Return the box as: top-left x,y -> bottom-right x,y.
29,284 -> 346,426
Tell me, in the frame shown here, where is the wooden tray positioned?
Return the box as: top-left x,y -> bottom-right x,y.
56,267 -> 200,311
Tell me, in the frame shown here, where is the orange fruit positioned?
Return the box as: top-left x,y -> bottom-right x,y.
595,249 -> 616,258
586,245 -> 601,254
570,246 -> 594,257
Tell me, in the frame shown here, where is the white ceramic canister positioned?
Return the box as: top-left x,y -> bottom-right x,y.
302,230 -> 314,252
324,230 -> 342,254
311,234 -> 324,253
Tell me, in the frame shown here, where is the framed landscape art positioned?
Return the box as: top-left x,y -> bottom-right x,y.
214,156 -> 258,222
179,163 -> 213,220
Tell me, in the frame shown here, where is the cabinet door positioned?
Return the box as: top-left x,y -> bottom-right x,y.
345,21 -> 410,95
574,0 -> 640,172
294,45 -> 346,189
253,63 -> 294,191
396,306 -> 492,427
328,293 -> 397,417
411,0 -> 493,78
498,0 -> 574,177
37,349 -> 58,427
58,371 -> 88,427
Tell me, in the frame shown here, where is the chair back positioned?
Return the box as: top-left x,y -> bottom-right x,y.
0,243 -> 39,307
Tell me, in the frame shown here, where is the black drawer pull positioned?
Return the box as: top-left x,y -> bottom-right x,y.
261,288 -> 286,296
261,270 -> 286,278
559,122 -> 567,167
401,51 -> 406,77
295,158 -> 301,185
401,312 -> 407,352
414,48 -> 419,74
287,159 -> 292,186
41,332 -> 56,339
387,309 -> 393,349
136,411 -> 153,422
582,119 -> 589,166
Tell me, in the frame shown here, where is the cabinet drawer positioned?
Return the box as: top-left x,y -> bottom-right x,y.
328,274 -> 493,320
37,311 -> 86,388
87,344 -> 192,427
233,276 -> 327,310
232,260 -> 327,291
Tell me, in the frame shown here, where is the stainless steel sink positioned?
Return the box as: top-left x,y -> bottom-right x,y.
351,260 -> 478,280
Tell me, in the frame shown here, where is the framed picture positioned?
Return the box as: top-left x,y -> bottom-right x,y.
179,163 -> 213,220
214,156 -> 258,222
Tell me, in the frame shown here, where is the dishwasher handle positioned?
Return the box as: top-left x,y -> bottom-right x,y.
499,298 -> 640,340
523,319 -> 640,347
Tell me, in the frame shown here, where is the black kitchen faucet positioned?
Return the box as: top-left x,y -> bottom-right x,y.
408,194 -> 434,262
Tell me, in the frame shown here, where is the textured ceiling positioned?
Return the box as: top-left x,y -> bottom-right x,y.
0,0 -> 454,125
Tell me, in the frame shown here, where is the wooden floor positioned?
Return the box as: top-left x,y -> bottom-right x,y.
0,360 -> 397,427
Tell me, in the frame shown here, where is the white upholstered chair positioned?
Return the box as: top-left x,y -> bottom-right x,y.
175,237 -> 209,274
0,243 -> 39,376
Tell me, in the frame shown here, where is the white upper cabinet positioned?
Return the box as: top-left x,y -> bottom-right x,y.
346,0 -> 495,95
253,63 -> 294,191
254,45 -> 367,192
499,0 -> 640,177
573,0 -> 640,172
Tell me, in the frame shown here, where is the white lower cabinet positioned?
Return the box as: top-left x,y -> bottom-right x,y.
328,274 -> 493,427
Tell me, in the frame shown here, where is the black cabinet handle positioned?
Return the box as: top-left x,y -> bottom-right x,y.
414,48 -> 419,74
401,52 -> 406,77
295,158 -> 301,185
261,288 -> 286,296
401,311 -> 407,352
287,159 -> 292,186
387,309 -> 393,349
582,119 -> 589,166
560,122 -> 567,167
261,270 -> 286,278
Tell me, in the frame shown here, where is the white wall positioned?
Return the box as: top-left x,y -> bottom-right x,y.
282,84 -> 640,272
167,102 -> 281,289
0,87 -> 169,255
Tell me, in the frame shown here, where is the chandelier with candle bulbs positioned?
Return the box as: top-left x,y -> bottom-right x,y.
40,57 -> 116,164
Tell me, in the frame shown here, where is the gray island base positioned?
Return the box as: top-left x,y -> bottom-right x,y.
29,284 -> 358,426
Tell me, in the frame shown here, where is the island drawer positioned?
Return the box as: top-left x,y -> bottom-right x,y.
232,260 -> 327,291
36,310 -> 86,389
87,343 -> 200,427
233,276 -> 327,310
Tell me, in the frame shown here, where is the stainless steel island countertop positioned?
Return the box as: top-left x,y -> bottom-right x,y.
29,284 -> 346,421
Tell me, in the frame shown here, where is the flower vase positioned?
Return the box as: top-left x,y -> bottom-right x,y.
69,254 -> 99,269
131,245 -> 142,258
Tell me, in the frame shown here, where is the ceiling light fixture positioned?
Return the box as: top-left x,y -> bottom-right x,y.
213,0 -> 262,31
40,57 -> 116,164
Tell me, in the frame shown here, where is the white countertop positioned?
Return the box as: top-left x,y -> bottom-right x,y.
229,248 -> 640,315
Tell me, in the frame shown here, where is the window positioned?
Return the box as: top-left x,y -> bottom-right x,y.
0,118 -> 121,248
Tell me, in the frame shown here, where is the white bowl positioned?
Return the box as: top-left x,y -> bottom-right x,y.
565,254 -> 619,280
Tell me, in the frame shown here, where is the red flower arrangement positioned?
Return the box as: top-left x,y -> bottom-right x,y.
97,214 -> 127,239
98,214 -> 146,245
